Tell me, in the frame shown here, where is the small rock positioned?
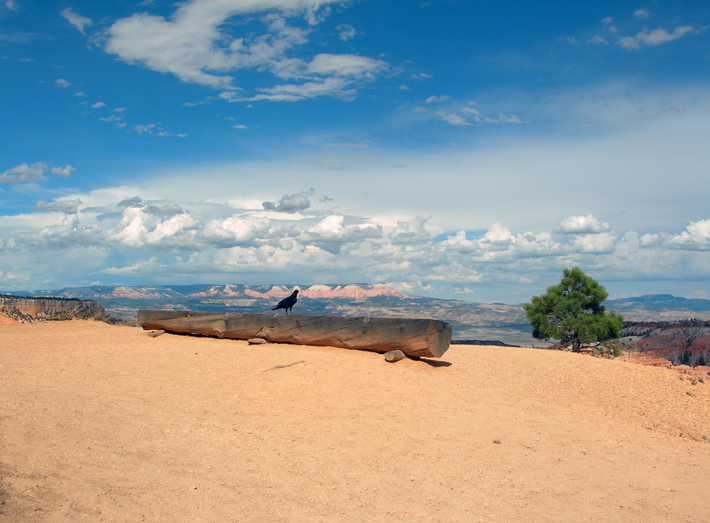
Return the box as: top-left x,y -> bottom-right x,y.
493,439 -> 501,444
384,349 -> 406,362
148,330 -> 165,337
248,338 -> 267,345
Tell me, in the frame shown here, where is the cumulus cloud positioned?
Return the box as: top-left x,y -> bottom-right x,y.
91,101 -> 106,108
61,7 -> 92,35
634,9 -> 650,19
570,232 -> 617,254
618,26 -> 695,50
6,0 -> 19,12
557,215 -> 611,234
55,78 -> 71,87
297,215 -> 382,252
201,215 -> 270,246
640,219 -> 710,251
262,192 -> 312,213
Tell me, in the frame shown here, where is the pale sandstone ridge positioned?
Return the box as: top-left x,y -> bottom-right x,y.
187,284 -> 241,298
107,286 -> 167,299
243,283 -> 403,300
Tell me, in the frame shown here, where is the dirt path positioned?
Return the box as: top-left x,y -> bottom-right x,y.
1,320 -> 709,522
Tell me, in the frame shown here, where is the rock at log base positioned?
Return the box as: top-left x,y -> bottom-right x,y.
137,310 -> 451,358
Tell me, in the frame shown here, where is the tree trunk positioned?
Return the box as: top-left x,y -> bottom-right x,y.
137,310 -> 451,358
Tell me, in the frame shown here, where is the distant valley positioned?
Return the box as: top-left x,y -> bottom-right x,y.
5,284 -> 710,346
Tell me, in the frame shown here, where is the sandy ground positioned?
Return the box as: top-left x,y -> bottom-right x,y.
1,320 -> 710,522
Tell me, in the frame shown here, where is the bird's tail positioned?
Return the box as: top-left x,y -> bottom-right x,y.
271,306 -> 277,310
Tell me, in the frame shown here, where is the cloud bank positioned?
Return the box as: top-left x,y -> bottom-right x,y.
2,186 -> 709,302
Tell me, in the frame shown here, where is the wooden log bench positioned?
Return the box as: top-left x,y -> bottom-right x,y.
137,310 -> 452,358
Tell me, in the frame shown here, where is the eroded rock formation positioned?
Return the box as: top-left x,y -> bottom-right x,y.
0,295 -> 105,323
621,320 -> 710,367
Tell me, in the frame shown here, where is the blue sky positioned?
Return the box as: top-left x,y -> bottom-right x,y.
1,0 -> 709,303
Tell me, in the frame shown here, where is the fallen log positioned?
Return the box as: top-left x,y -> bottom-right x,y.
137,310 -> 451,358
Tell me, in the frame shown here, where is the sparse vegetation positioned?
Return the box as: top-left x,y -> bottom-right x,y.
595,339 -> 622,358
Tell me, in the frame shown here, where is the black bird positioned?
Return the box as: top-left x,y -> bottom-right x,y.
272,289 -> 299,314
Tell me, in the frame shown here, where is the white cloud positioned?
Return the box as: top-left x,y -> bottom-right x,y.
100,114 -> 122,122
307,53 -> 387,79
99,257 -> 163,275
0,162 -> 47,184
426,95 -> 449,103
134,123 -> 185,137
588,35 -> 607,44
248,77 -> 355,101
5,0 -> 19,12
601,16 -> 613,24
336,23 -> 356,41
558,215 -> 611,234
91,101 -> 106,108
570,232 -> 617,254
618,26 -> 695,50
55,78 -> 71,87
61,7 -> 93,35
101,0 -> 383,101
0,163 -> 72,184
51,165 -> 74,178
634,9 -> 650,19
650,219 -> 710,251
201,215 -> 270,245
436,111 -> 470,126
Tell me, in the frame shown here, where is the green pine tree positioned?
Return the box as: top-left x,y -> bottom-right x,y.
523,267 -> 624,352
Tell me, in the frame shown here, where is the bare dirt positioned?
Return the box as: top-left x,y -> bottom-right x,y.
1,320 -> 710,522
